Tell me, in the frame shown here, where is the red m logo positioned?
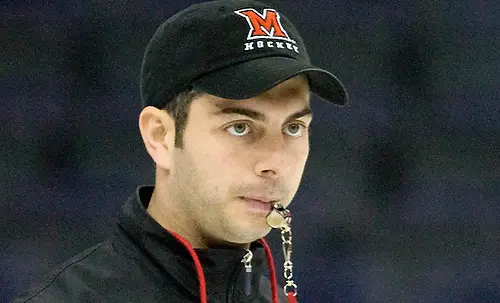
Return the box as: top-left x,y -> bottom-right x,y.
235,8 -> 294,43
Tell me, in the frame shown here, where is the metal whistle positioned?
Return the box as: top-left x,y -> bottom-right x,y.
266,202 -> 291,229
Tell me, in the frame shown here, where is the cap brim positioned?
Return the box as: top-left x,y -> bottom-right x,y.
191,56 -> 348,106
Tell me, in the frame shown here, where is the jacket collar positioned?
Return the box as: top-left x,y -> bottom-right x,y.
116,185 -> 269,300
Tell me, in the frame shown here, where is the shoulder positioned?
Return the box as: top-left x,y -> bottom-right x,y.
13,241 -> 110,302
13,239 -> 166,303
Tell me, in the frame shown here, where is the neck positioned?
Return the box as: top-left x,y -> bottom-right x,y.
146,186 -> 204,248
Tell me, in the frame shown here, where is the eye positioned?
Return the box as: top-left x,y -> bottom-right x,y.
226,123 -> 251,136
283,123 -> 306,137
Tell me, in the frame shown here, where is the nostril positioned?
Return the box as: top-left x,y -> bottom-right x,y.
260,169 -> 277,176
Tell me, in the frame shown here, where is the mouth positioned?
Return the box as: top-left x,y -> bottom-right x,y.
239,196 -> 279,214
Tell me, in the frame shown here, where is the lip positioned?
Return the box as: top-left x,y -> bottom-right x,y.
239,196 -> 279,214
241,196 -> 279,204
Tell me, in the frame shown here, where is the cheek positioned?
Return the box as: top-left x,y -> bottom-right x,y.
298,145 -> 310,168
293,137 -> 310,156
288,138 -> 310,165
205,130 -> 246,159
285,144 -> 310,191
187,134 -> 243,180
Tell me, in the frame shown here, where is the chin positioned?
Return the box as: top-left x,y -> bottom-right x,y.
232,222 -> 272,243
219,208 -> 274,243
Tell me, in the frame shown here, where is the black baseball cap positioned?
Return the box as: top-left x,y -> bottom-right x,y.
140,0 -> 348,108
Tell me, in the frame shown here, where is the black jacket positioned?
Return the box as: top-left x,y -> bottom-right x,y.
14,186 -> 287,303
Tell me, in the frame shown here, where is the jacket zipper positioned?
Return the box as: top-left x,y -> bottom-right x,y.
227,249 -> 253,302
241,249 -> 253,296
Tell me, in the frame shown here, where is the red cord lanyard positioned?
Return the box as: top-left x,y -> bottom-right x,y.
287,292 -> 298,303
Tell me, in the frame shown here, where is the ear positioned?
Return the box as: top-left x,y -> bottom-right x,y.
138,106 -> 176,170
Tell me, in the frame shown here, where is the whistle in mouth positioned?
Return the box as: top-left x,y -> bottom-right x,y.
266,203 -> 291,229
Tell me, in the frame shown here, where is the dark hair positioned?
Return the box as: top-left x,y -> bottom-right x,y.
161,89 -> 201,148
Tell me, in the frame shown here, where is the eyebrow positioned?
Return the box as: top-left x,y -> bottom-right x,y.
215,106 -> 312,123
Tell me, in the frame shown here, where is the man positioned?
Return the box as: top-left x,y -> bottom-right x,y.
14,0 -> 347,302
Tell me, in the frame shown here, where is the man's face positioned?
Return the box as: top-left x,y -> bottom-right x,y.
167,75 -> 311,246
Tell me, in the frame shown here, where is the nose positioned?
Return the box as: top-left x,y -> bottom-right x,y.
253,134 -> 290,179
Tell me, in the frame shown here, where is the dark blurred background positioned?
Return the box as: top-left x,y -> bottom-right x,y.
1,0 -> 499,302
